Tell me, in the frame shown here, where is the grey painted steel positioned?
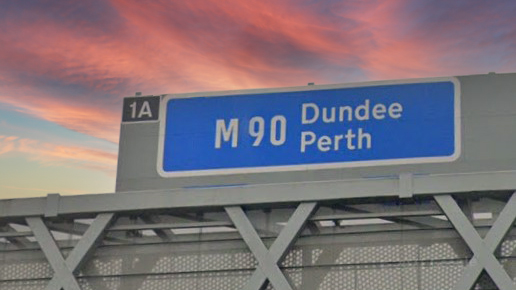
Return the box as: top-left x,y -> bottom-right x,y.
45,193 -> 60,218
226,202 -> 317,290
0,229 -> 32,238
47,219 -> 130,243
0,224 -> 32,248
435,194 -> 516,290
2,170 -> 516,219
26,216 -> 83,290
226,206 -> 292,290
26,214 -> 114,290
46,213 -> 114,289
116,73 -> 516,193
310,209 -> 442,221
1,194 -> 515,289
139,215 -> 174,241
108,220 -> 233,231
398,173 -> 414,198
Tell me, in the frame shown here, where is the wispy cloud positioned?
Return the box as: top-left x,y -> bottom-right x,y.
0,136 -> 117,176
0,0 -> 515,181
0,95 -> 120,143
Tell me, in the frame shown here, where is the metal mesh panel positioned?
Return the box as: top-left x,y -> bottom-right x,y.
0,261 -> 52,280
501,239 -> 516,257
420,242 -> 462,261
2,236 -> 516,289
420,261 -> 465,290
83,271 -> 252,290
315,266 -> 356,290
0,280 -> 47,290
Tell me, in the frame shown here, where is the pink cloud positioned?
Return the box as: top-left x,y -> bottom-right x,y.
0,95 -> 120,143
1,0 -> 513,200
0,0 -> 514,149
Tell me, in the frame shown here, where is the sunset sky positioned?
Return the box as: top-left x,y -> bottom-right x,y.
1,0 -> 515,199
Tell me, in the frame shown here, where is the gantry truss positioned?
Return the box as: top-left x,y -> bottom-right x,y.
1,174 -> 516,290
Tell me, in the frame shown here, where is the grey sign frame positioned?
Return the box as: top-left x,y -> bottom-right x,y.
116,73 -> 516,195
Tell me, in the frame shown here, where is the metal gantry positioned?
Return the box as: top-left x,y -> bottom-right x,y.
1,181 -> 516,290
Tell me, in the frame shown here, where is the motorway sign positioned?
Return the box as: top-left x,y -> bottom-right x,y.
158,78 -> 460,177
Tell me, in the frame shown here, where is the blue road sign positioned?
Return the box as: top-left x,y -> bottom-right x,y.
158,78 -> 460,177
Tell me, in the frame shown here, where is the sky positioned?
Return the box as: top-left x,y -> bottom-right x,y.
0,0 -> 515,199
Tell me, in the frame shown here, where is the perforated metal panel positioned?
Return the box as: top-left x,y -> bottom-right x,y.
1,242 -> 516,289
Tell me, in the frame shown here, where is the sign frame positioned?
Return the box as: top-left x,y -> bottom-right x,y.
157,77 -> 461,178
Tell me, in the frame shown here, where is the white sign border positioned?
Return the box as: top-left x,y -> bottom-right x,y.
157,77 -> 461,177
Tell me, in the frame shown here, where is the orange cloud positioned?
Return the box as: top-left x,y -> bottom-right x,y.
0,0 -> 514,150
0,135 -> 117,175
0,95 -> 120,143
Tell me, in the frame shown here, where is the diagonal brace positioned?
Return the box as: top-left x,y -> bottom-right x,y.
434,194 -> 516,290
26,213 -> 114,290
226,202 -> 317,290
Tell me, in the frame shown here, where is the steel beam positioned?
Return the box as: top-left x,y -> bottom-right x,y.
108,220 -> 232,231
435,193 -> 516,290
26,214 -> 114,290
0,223 -> 32,248
226,202 -> 317,290
26,216 -> 83,290
1,171 -> 515,219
